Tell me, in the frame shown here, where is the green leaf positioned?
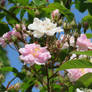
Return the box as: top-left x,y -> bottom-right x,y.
53,84 -> 62,92
86,33 -> 92,38
58,59 -> 92,71
20,9 -> 26,20
75,0 -> 92,15
21,78 -> 35,92
68,86 -> 74,92
8,6 -> 20,15
85,0 -> 92,3
0,46 -> 10,67
6,15 -> 18,25
41,3 -> 74,22
8,0 -> 29,5
58,47 -> 73,62
82,15 -> 92,29
32,0 -> 47,6
0,67 -> 18,73
72,51 -> 92,56
17,0 -> 29,5
0,12 -> 5,19
0,23 -> 9,36
76,73 -> 92,87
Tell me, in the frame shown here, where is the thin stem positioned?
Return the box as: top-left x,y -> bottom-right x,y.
31,66 -> 46,86
49,55 -> 70,80
24,65 -> 46,87
0,6 -> 21,23
6,77 -> 16,90
46,63 -> 50,92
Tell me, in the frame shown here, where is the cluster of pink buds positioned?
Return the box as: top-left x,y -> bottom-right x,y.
0,24 -> 27,47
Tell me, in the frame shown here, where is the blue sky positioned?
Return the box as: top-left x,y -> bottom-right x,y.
2,0 -> 91,92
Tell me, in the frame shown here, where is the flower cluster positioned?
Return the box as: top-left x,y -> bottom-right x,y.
19,43 -> 51,65
60,34 -> 92,51
0,24 -> 27,47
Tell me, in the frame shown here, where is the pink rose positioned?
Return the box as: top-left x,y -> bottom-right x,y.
76,34 -> 92,50
67,68 -> 92,82
19,43 -> 51,65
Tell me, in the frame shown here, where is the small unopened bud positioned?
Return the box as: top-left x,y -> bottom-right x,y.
74,32 -> 79,38
58,19 -> 62,25
15,24 -> 21,31
77,23 -> 81,30
35,9 -> 40,16
67,24 -> 72,29
63,22 -> 67,29
0,74 -> 4,81
63,22 -> 72,30
83,22 -> 89,30
0,0 -> 5,7
26,71 -> 31,76
71,20 -> 77,28
22,24 -> 26,31
56,40 -> 62,48
51,9 -> 60,20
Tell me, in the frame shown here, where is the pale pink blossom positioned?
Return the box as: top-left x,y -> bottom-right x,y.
51,9 -> 59,19
3,31 -> 12,41
22,24 -> 26,31
60,35 -> 75,49
11,29 -> 21,38
67,68 -> 92,82
0,29 -> 21,47
0,38 -> 6,47
19,43 -> 51,65
0,31 -> 12,47
76,34 -> 92,50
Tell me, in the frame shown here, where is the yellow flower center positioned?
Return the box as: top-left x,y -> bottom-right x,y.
80,69 -> 85,74
32,48 -> 40,57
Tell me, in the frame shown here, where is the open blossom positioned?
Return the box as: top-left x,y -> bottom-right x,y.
76,34 -> 92,50
67,68 -> 92,82
51,9 -> 59,19
28,18 -> 63,38
19,43 -> 51,65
